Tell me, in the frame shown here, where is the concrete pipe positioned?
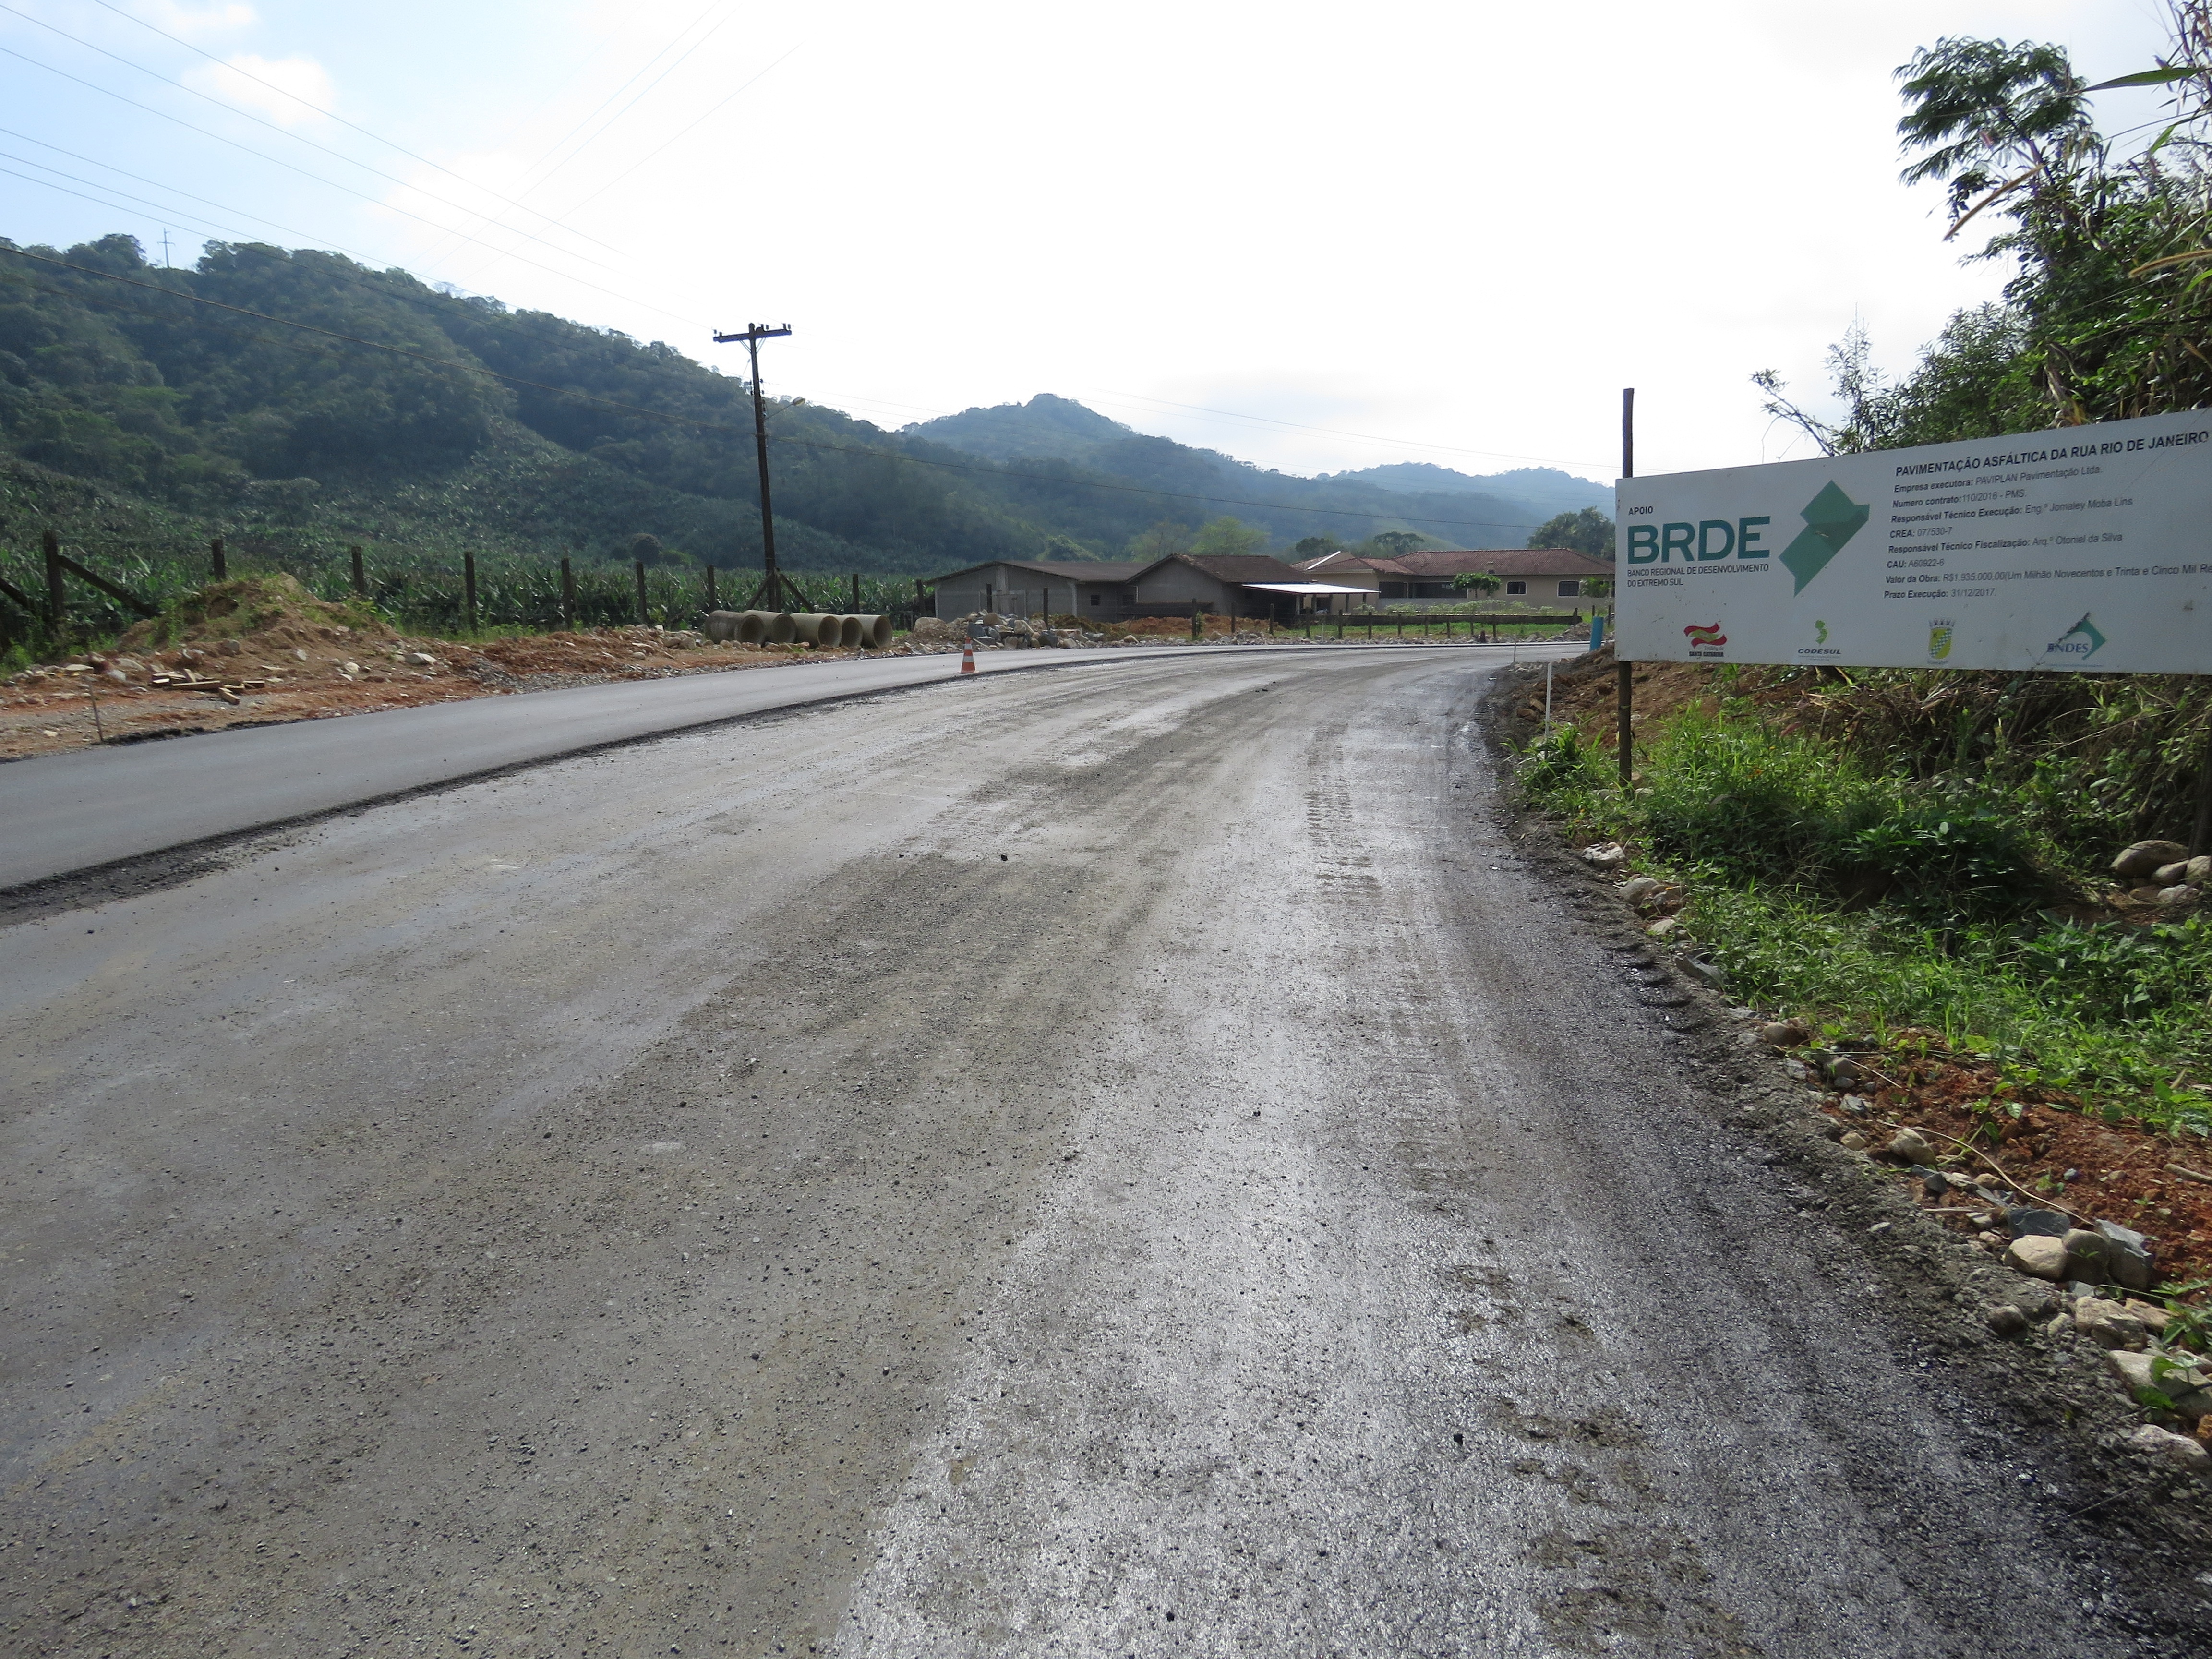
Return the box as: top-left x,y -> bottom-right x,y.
847,614 -> 893,649
832,615 -> 864,649
748,610 -> 795,644
788,613 -> 844,646
703,609 -> 746,643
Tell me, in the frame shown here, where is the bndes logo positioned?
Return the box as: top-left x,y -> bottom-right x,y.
2046,614 -> 2106,660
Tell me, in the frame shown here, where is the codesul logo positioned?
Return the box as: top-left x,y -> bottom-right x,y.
1683,622 -> 1727,659
2047,614 -> 2107,661
1625,481 -> 1871,595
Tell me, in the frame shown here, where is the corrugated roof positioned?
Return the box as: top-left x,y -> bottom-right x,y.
1160,553 -> 1310,583
928,558 -> 1147,583
1358,548 -> 1614,578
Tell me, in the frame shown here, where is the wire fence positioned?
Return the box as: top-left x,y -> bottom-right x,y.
0,534 -> 928,660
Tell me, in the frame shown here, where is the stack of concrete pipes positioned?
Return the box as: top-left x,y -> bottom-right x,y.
701,611 -> 894,649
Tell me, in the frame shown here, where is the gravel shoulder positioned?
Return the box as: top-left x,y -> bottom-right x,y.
2,650 -> 2207,1657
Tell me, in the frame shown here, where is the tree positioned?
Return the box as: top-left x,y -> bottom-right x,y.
1190,516 -> 1267,558
1126,519 -> 1194,561
626,532 -> 664,565
1453,570 -> 1501,599
1292,535 -> 1335,561
1527,507 -> 1613,557
1367,529 -> 1424,557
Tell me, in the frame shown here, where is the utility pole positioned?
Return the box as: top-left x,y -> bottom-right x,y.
711,323 -> 805,612
1617,388 -> 1635,791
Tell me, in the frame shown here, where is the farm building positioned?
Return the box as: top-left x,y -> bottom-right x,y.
927,553 -> 1357,623
1298,547 -> 1614,606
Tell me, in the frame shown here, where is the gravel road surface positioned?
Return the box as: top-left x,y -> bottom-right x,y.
4,647 -> 2203,1657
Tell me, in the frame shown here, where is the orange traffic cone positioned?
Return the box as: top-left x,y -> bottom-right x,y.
960,643 -> 976,675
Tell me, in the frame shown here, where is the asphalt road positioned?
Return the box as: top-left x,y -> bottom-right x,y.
3,648 -> 2199,1657
0,642 -> 1146,891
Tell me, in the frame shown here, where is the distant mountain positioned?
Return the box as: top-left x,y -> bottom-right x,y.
902,393 -> 1133,465
902,396 -> 1609,550
0,235 -> 1611,587
1320,462 -> 1611,518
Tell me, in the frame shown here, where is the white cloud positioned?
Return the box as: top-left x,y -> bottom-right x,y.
181,52 -> 336,126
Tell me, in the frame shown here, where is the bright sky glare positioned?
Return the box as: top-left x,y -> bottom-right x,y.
0,0 -> 2180,486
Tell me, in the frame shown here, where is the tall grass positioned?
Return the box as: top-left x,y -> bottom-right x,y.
1517,707 -> 2212,1133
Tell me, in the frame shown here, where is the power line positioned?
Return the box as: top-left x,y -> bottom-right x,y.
0,4 -> 623,272
1090,388 -> 1609,471
0,247 -> 1555,534
76,0 -> 621,255
418,0 -> 744,273
0,37 -> 710,331
554,43 -> 802,220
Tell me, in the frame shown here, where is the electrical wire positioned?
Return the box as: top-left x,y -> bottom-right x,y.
419,0 -> 745,273
553,42 -> 802,219
0,38 -> 712,330
76,0 -> 621,254
1091,388 -> 1610,471
0,3 -> 622,271
0,245 -> 1554,535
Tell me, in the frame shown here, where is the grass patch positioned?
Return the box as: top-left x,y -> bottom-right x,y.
1516,701 -> 2212,1135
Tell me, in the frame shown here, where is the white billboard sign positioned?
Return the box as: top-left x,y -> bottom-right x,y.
1615,409 -> 2212,673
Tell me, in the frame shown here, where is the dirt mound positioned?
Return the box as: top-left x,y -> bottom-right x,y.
120,574 -> 393,653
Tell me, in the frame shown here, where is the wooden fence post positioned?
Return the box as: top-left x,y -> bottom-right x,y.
350,545 -> 367,597
210,536 -> 227,581
560,557 -> 576,631
706,565 -> 719,612
44,529 -> 65,640
635,559 -> 649,625
464,550 -> 478,633
851,572 -> 861,613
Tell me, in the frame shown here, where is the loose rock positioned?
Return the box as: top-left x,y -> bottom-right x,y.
2007,1207 -> 2070,1239
2061,1228 -> 2110,1280
2129,1423 -> 2212,1473
1839,1131 -> 1868,1152
2113,839 -> 2189,879
2153,860 -> 2192,886
1646,917 -> 1680,938
2072,1296 -> 2147,1350
1618,876 -> 1662,904
1984,1304 -> 2028,1337
2095,1219 -> 2155,1290
1581,842 -> 1628,868
1886,1128 -> 1934,1165
2005,1235 -> 2069,1280
1758,1021 -> 1809,1048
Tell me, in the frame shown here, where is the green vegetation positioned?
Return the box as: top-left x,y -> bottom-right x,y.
1522,4 -> 2212,1138
1527,507 -> 1613,556
0,237 -> 1604,657
1758,5 -> 2212,451
1517,673 -> 2212,1135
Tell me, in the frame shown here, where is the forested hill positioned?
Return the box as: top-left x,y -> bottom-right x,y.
0,235 -> 1588,577
905,396 -> 1606,544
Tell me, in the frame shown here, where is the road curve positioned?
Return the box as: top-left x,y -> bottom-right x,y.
0,640 -> 1568,892
2,649 -> 2194,1657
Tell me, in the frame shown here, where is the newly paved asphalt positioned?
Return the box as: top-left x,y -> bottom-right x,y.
6,642 -> 1529,890
3,645 -> 2196,1657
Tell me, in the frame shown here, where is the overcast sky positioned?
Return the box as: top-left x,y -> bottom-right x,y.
0,0 -> 2181,485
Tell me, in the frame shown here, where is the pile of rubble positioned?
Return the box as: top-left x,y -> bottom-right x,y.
905,613 -> 1106,653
